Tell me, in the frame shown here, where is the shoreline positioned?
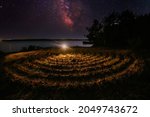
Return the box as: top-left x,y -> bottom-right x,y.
1,39 -> 87,42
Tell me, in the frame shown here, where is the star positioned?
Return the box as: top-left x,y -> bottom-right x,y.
0,0 -> 150,39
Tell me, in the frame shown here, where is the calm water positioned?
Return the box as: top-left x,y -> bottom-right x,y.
0,40 -> 92,52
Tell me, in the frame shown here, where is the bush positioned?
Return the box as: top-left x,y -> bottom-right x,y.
21,45 -> 43,51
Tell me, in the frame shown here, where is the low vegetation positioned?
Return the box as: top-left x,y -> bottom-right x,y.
1,48 -> 149,99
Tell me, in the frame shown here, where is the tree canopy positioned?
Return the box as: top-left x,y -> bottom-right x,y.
86,10 -> 150,49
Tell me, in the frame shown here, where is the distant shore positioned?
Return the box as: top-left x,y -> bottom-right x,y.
2,39 -> 87,42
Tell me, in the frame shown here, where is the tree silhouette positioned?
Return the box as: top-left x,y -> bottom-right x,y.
86,19 -> 104,46
86,10 -> 150,50
103,11 -> 120,47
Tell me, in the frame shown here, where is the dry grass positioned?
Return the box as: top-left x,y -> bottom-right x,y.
3,48 -> 143,87
0,48 -> 148,100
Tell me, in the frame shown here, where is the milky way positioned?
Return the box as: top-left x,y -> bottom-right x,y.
0,0 -> 150,39
53,0 -> 85,29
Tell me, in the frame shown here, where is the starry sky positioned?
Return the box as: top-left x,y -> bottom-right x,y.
0,0 -> 150,39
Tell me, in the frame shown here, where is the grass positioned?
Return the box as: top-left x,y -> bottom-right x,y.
0,47 -> 150,100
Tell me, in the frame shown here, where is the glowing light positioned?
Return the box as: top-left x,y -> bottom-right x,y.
61,44 -> 68,50
64,14 -> 74,28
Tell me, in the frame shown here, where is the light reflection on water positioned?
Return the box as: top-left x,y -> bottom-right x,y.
0,41 -> 92,52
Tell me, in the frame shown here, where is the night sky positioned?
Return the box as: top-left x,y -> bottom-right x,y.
0,0 -> 150,39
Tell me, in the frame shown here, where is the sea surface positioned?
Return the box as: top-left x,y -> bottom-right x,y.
0,40 -> 92,52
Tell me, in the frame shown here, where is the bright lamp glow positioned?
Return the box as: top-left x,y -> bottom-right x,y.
61,44 -> 68,50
